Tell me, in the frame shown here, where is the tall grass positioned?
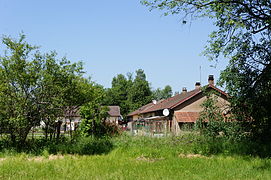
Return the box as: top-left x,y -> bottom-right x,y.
0,134 -> 271,179
113,133 -> 271,158
0,136 -> 114,157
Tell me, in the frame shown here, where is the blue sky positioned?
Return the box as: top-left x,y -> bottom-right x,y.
0,0 -> 228,92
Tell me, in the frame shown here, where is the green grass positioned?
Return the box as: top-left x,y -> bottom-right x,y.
0,134 -> 271,179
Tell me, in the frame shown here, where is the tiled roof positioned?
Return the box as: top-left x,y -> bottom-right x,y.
141,88 -> 201,113
127,100 -> 164,117
175,112 -> 200,122
64,106 -> 80,117
108,106 -> 121,117
127,84 -> 228,116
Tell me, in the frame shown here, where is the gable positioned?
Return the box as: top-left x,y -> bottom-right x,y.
174,90 -> 229,113
108,106 -> 121,117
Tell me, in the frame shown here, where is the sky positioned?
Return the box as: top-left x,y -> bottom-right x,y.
0,0 -> 228,93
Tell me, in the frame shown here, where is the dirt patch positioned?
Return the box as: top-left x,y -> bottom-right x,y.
28,155 -> 66,162
28,156 -> 44,162
136,155 -> 165,162
48,155 -> 64,160
179,153 -> 208,158
0,155 -> 79,163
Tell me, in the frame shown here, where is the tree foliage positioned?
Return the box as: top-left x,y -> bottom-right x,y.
153,85 -> 173,100
104,69 -> 153,119
0,34 -> 95,144
142,0 -> 271,140
79,85 -> 110,137
128,69 -> 153,111
103,74 -> 132,119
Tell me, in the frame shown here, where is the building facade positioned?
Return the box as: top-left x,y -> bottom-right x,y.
127,75 -> 229,135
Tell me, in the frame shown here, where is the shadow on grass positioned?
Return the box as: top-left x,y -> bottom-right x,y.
253,160 -> 271,171
0,136 -> 114,156
190,137 -> 271,158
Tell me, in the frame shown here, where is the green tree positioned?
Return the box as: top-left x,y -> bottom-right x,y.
61,73 -> 94,138
0,34 -> 94,145
104,69 -> 153,118
103,74 -> 131,119
128,69 -> 153,111
79,85 -> 109,137
197,90 -> 225,136
153,85 -> 173,100
142,0 -> 271,140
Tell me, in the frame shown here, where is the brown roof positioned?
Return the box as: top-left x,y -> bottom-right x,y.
142,88 -> 201,113
128,84 -> 228,116
108,106 -> 121,117
127,100 -> 164,117
64,106 -> 80,117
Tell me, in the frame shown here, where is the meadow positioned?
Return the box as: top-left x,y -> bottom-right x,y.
0,134 -> 270,180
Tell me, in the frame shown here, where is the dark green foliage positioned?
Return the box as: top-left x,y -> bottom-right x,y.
70,137 -> 113,155
197,89 -> 250,141
79,84 -> 122,137
104,69 -> 153,119
142,0 -> 271,141
128,69 -> 153,111
0,136 -> 113,156
104,69 -> 172,119
153,85 -> 173,100
79,85 -> 111,137
103,74 -> 132,119
0,34 -> 100,145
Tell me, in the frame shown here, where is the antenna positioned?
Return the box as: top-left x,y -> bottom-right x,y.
199,66 -> 202,84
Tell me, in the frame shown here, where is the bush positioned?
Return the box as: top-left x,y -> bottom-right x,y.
67,137 -> 113,155
0,136 -> 114,156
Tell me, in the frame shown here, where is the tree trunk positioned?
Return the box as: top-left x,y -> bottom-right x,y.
45,124 -> 48,140
69,117 -> 72,139
56,121 -> 61,141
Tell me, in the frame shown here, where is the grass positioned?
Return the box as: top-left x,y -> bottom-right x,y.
0,134 -> 271,179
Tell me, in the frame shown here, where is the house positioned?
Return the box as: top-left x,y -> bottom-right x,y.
127,75 -> 229,135
61,105 -> 122,131
106,106 -> 123,125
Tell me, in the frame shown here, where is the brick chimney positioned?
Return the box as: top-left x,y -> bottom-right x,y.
182,87 -> 187,93
195,82 -> 201,89
208,75 -> 214,85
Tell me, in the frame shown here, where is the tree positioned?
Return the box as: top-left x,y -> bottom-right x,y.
197,90 -> 225,136
79,85 -> 109,137
104,69 -> 153,118
153,85 -> 173,100
103,74 -> 131,119
61,72 -> 94,138
128,69 -> 153,111
0,34 -> 94,145
142,0 -> 271,140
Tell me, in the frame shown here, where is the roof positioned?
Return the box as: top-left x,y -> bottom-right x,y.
142,88 -> 201,114
108,106 -> 121,117
128,84 -> 228,116
64,106 -> 80,117
127,100 -> 164,117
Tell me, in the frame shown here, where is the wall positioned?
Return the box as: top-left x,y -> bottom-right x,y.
106,116 -> 119,124
172,91 -> 229,134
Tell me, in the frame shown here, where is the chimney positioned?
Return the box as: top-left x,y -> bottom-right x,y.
152,100 -> 157,104
208,75 -> 214,85
195,82 -> 201,89
182,87 -> 187,93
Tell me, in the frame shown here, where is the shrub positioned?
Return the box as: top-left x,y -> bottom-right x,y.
69,136 -> 113,155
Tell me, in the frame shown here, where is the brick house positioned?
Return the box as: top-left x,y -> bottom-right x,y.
127,75 -> 229,135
